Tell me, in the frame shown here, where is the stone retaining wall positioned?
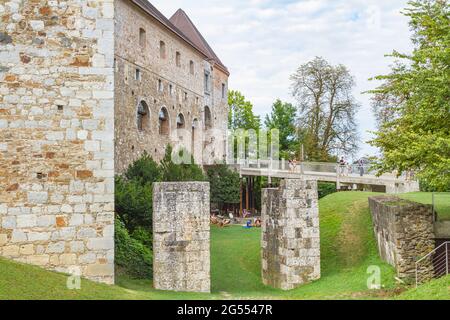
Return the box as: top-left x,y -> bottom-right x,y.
261,179 -> 320,290
368,196 -> 435,281
153,182 -> 210,293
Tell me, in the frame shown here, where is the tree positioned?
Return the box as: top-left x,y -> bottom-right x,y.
264,99 -> 300,159
207,164 -> 240,212
368,0 -> 450,190
228,90 -> 261,131
160,145 -> 206,182
291,57 -> 360,161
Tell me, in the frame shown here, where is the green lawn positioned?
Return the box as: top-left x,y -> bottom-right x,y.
0,191 -> 447,300
396,275 -> 450,300
399,192 -> 450,221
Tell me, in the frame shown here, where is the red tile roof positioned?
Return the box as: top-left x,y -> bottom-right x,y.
169,9 -> 229,74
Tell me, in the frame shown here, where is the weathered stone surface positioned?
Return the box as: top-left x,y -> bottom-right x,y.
153,182 -> 210,293
0,0 -> 230,287
369,196 -> 435,281
0,0 -> 115,285
0,32 -> 12,44
261,179 -> 321,290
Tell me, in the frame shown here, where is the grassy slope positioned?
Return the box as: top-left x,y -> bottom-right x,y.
2,191 -> 445,300
397,275 -> 450,300
399,192 -> 450,221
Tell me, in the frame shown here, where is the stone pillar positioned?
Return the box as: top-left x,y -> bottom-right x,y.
153,182 -> 210,293
261,179 -> 320,290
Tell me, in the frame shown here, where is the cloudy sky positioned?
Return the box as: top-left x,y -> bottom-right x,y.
151,0 -> 413,159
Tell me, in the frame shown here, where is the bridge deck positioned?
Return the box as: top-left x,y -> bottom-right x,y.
230,160 -> 420,194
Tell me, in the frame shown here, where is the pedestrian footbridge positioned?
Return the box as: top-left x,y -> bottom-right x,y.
231,160 -> 419,194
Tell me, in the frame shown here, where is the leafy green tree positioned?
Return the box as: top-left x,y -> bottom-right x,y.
115,176 -> 153,233
264,99 -> 299,159
115,219 -> 153,279
125,151 -> 160,185
160,145 -> 206,182
228,90 -> 261,131
207,164 -> 240,211
368,0 -> 450,190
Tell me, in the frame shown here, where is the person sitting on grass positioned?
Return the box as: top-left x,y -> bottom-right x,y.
243,209 -> 251,218
243,220 -> 252,229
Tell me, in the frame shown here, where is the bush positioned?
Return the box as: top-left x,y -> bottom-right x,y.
318,182 -> 336,199
125,151 -> 160,185
131,227 -> 152,248
115,176 -> 153,233
115,218 -> 153,279
207,164 -> 240,211
160,146 -> 206,182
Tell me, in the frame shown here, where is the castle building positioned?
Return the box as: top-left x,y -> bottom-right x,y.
115,0 -> 229,172
0,0 -> 229,284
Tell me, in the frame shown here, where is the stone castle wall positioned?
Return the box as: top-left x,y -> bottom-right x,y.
261,179 -> 320,290
369,196 -> 435,281
0,0 -> 115,284
153,182 -> 210,293
114,0 -> 229,172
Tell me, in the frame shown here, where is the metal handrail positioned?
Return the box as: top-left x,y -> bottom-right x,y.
237,159 -> 412,182
415,241 -> 449,287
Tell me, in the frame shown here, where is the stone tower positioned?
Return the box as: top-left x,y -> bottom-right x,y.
0,0 -> 115,284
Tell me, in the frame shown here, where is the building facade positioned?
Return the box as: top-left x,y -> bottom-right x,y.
0,0 -> 229,284
115,0 -> 229,172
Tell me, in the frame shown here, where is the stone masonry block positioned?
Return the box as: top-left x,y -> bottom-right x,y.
153,182 -> 210,293
261,179 -> 321,290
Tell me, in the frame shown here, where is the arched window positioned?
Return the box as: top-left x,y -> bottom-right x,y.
159,107 -> 170,135
190,60 -> 194,75
192,118 -> 199,130
139,28 -> 146,47
176,51 -> 181,67
160,41 -> 166,59
204,106 -> 212,130
137,100 -> 149,132
177,113 -> 185,129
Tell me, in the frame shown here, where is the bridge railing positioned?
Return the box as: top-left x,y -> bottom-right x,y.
235,159 -> 408,181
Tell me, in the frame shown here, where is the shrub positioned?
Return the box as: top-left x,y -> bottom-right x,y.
115,218 -> 153,279
160,146 -> 206,182
115,176 -> 153,233
125,151 -> 160,185
131,227 -> 152,248
318,182 -> 336,199
207,164 -> 240,211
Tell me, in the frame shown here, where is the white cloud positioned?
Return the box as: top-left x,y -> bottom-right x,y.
150,0 -> 413,159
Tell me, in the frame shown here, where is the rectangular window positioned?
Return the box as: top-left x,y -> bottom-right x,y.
222,83 -> 226,99
160,41 -> 166,59
184,92 -> 188,101
176,51 -> 181,67
204,72 -> 210,93
139,28 -> 146,47
158,79 -> 163,92
135,68 -> 141,81
169,84 -> 173,96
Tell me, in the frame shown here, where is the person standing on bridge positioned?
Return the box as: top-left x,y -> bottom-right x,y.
339,157 -> 346,176
358,159 -> 364,177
